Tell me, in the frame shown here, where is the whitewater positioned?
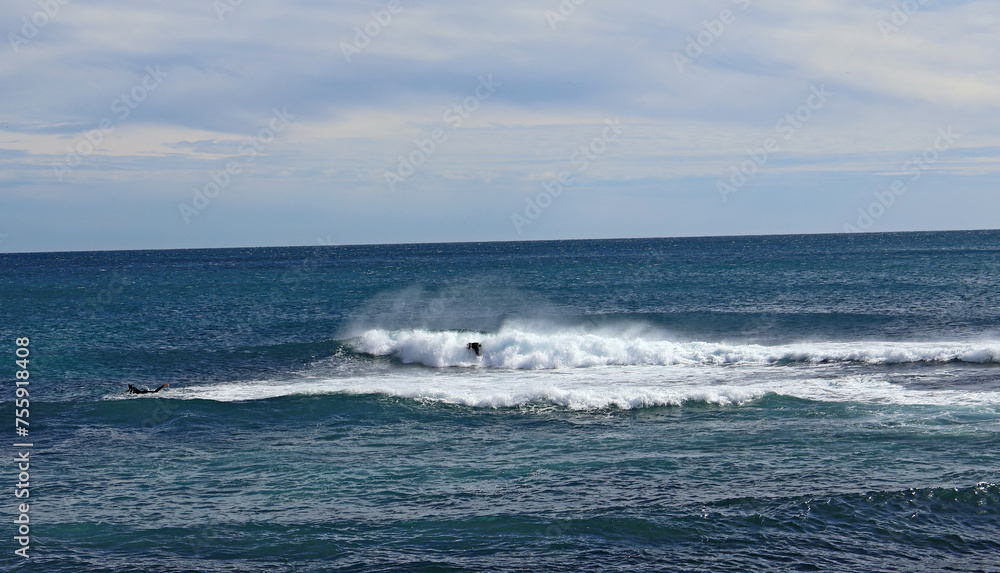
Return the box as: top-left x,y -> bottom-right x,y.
141,325 -> 1000,410
351,326 -> 1000,369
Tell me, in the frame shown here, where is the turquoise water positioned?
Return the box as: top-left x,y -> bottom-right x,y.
2,232 -> 999,571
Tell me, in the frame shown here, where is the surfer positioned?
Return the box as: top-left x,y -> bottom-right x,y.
127,383 -> 169,394
466,342 -> 482,357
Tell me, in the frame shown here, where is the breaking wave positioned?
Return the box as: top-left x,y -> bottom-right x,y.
350,327 -> 1000,369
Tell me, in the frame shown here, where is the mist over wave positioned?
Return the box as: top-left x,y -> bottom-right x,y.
350,326 -> 1000,369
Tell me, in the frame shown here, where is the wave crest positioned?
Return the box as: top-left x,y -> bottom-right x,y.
351,328 -> 1000,369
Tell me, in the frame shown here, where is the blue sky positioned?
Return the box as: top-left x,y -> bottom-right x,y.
1,0 -> 997,252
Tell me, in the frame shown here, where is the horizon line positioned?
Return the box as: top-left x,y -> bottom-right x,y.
2,227 -> 999,256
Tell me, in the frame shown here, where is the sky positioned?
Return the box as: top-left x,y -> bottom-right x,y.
1,0 -> 998,252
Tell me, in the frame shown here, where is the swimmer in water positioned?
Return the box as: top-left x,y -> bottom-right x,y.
466,342 -> 482,357
127,383 -> 169,394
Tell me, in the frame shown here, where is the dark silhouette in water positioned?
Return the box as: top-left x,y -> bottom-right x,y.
467,342 -> 482,356
127,383 -> 169,394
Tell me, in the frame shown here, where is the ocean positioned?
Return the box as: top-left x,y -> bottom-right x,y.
1,231 -> 999,572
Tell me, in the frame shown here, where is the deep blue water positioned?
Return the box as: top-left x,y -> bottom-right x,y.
1,231 -> 999,572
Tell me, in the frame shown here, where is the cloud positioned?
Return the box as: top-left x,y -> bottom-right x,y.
1,0 -> 998,251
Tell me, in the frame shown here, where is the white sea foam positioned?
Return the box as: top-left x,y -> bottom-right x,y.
170,363 -> 1000,410
351,327 -> 1000,369
153,327 -> 1000,409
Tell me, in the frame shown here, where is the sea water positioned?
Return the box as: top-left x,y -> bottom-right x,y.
1,231 -> 998,571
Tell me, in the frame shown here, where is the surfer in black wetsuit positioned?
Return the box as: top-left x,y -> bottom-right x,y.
467,342 -> 482,356
127,383 -> 169,394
